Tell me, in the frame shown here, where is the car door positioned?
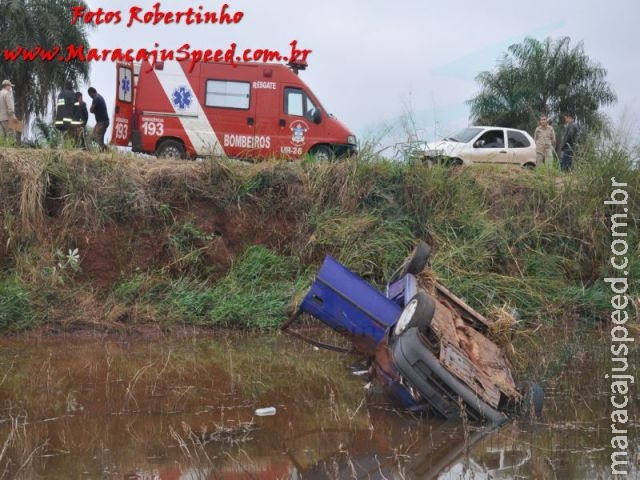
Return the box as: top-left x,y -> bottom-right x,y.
111,62 -> 136,147
276,86 -> 324,159
506,129 -> 536,166
466,129 -> 509,164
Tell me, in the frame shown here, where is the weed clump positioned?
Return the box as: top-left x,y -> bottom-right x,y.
0,278 -> 35,331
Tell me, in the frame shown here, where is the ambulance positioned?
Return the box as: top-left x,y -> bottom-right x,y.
111,60 -> 357,160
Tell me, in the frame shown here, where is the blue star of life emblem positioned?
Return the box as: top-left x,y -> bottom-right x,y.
172,86 -> 193,110
120,76 -> 130,95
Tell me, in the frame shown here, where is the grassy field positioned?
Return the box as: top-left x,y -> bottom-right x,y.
0,144 -> 638,337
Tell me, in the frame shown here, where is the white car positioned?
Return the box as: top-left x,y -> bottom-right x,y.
423,126 -> 537,167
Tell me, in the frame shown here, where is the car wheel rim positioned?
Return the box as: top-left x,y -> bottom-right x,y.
394,299 -> 418,336
161,146 -> 181,158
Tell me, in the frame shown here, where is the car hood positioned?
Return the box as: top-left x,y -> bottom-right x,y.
424,140 -> 465,157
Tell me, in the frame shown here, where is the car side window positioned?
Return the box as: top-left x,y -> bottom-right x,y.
305,96 -> 318,121
507,130 -> 531,148
285,87 -> 318,121
474,130 -> 505,148
205,80 -> 250,109
284,88 -> 304,116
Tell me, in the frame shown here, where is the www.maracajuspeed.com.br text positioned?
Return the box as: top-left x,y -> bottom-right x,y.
2,41 -> 312,72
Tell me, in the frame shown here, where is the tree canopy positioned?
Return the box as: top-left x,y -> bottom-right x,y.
468,37 -> 617,133
0,0 -> 91,123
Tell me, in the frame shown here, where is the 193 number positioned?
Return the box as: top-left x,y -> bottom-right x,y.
141,121 -> 164,136
114,121 -> 128,140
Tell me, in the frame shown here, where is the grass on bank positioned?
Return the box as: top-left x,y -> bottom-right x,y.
109,245 -> 310,330
0,141 -> 638,333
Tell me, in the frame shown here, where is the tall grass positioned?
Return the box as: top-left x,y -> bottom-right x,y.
0,142 -> 638,331
110,245 -> 309,329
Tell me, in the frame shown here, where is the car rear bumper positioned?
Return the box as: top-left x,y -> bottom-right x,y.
391,328 -> 508,425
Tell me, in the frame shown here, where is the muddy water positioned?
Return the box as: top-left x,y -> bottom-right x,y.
0,330 -> 637,479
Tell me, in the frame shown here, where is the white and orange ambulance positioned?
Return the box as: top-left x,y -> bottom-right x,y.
111,60 -> 357,160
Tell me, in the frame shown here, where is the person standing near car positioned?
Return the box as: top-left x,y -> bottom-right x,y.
71,91 -> 89,148
87,86 -> 109,151
534,115 -> 556,165
0,79 -> 18,141
558,113 -> 578,171
55,81 -> 76,134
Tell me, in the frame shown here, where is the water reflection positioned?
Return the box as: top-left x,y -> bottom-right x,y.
0,330 -> 637,479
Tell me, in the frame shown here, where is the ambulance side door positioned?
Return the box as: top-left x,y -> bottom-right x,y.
111,63 -> 135,146
203,76 -> 256,158
252,80 -> 280,159
276,87 -> 320,159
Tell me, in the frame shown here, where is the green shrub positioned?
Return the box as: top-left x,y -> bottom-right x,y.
156,245 -> 308,329
0,278 -> 35,331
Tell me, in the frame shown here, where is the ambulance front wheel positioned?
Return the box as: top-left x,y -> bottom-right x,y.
156,140 -> 186,159
310,145 -> 334,162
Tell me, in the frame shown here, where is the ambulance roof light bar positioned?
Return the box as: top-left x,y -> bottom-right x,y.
287,60 -> 307,75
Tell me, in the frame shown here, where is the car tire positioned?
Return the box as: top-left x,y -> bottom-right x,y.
389,241 -> 431,284
156,139 -> 186,159
518,380 -> 544,420
310,145 -> 334,162
393,290 -> 436,337
404,241 -> 431,275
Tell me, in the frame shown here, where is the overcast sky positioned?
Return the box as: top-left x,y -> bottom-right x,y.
84,0 -> 639,148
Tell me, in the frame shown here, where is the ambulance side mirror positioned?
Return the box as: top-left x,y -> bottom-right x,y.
312,108 -> 322,125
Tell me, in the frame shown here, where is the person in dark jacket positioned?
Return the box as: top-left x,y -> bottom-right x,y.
71,92 -> 89,148
87,86 -> 109,151
558,113 -> 578,171
55,82 -> 75,132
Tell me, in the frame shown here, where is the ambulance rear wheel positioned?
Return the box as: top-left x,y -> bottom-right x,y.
157,140 -> 186,159
311,145 -> 334,162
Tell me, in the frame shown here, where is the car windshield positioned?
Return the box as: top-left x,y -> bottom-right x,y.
444,127 -> 483,143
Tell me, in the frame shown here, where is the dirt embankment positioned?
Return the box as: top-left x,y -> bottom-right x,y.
1,149 -> 305,289
0,147 -> 638,332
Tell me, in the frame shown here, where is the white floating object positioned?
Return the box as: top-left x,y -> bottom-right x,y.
254,407 -> 276,416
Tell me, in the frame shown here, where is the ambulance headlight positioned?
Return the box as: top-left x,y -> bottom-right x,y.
347,135 -> 356,145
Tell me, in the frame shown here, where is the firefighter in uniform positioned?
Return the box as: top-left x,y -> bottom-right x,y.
55,82 -> 75,136
70,91 -> 89,148
533,115 -> 556,165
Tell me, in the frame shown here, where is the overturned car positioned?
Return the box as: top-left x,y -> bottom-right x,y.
282,242 -> 543,425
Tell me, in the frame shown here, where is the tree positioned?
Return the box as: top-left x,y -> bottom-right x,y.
0,0 -> 91,123
468,37 -> 617,134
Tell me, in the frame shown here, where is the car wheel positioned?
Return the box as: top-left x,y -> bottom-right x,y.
156,139 -> 186,159
423,156 -> 437,167
518,380 -> 544,420
310,145 -> 334,162
389,241 -> 431,284
448,157 -> 463,167
404,241 -> 431,275
393,291 -> 436,337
